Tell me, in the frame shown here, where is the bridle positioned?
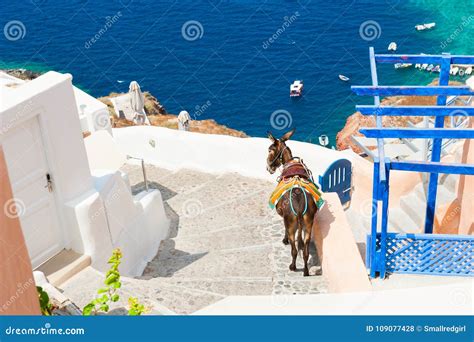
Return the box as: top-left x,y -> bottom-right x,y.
268,143 -> 288,169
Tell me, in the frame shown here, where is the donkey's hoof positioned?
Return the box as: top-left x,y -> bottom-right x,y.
289,264 -> 296,271
282,237 -> 289,245
315,268 -> 323,276
303,269 -> 310,277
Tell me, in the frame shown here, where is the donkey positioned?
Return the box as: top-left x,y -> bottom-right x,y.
266,129 -> 320,276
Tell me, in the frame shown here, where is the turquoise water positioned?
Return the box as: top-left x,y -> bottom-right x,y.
0,0 -> 472,143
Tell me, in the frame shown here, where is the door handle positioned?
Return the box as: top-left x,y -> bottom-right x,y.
45,173 -> 53,192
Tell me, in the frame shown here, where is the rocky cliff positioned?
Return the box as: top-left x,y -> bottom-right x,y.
98,92 -> 248,138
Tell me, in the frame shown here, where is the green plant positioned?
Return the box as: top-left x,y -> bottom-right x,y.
83,249 -> 122,316
37,286 -> 52,316
128,297 -> 146,316
83,248 -> 146,316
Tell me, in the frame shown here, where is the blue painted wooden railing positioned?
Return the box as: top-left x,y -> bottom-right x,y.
353,48 -> 474,278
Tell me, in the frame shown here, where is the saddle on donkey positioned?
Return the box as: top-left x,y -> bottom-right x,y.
269,158 -> 325,213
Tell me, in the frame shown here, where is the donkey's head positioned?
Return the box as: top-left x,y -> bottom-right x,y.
266,129 -> 295,174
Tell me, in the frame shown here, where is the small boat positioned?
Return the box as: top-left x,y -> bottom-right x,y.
450,66 -> 459,76
388,42 -> 397,51
415,22 -> 436,31
421,64 -> 428,70
338,74 -> 350,82
290,80 -> 303,97
458,68 -> 465,77
465,66 -> 472,75
427,64 -> 434,72
432,65 -> 441,73
415,64 -> 421,69
394,63 -> 413,69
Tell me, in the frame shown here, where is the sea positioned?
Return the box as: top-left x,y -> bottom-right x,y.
1,0 -> 473,144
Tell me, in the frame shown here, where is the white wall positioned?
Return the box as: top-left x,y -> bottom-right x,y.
73,87 -> 112,136
0,72 -> 168,277
112,126 -> 355,182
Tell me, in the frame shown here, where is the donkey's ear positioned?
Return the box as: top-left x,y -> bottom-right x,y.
267,131 -> 276,142
280,128 -> 295,142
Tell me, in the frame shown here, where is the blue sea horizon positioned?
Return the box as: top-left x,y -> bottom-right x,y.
1,0 -> 472,144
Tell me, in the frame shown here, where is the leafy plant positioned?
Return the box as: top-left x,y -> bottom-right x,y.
37,286 -> 52,315
83,248 -> 146,316
128,297 -> 146,316
83,249 -> 122,316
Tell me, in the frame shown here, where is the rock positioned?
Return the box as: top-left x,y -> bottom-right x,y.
3,68 -> 42,80
99,92 -> 248,138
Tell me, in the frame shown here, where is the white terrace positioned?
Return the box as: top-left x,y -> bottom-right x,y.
0,71 -> 471,315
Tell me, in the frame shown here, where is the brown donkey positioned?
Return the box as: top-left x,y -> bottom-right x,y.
266,129 -> 321,276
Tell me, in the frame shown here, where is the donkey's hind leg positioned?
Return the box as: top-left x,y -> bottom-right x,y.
282,227 -> 289,245
285,216 -> 298,271
302,212 -> 314,277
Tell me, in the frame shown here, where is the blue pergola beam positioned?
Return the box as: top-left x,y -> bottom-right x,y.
357,105 -> 474,116
352,86 -> 474,96
360,128 -> 474,139
374,54 -> 474,65
425,54 -> 452,234
369,47 -> 387,184
391,160 -> 474,175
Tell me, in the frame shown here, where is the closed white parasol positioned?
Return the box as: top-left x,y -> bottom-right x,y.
129,81 -> 150,125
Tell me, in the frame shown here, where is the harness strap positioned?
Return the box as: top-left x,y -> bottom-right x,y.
289,184 -> 308,216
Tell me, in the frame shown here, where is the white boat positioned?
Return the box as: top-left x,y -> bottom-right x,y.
415,22 -> 436,31
465,66 -> 473,75
458,68 -> 465,77
450,66 -> 459,76
388,42 -> 397,51
427,64 -> 434,72
338,74 -> 350,82
394,63 -> 413,69
432,65 -> 440,73
290,80 -> 303,97
421,64 -> 428,70
415,64 -> 421,69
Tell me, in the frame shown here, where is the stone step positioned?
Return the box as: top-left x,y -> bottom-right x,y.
36,249 -> 91,287
389,207 -> 421,234
399,192 -> 425,230
60,267 -> 176,315
440,173 -> 458,193
144,244 -> 274,279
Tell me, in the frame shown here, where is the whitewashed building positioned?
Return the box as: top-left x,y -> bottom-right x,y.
0,71 -> 169,277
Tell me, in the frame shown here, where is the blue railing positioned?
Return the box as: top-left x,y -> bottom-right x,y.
353,48 -> 474,278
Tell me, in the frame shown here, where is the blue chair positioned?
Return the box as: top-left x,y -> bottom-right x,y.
318,159 -> 352,206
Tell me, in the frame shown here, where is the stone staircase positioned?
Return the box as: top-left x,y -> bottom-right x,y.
59,165 -> 328,314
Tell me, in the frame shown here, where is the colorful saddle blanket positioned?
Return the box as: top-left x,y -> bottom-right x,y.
269,176 -> 325,210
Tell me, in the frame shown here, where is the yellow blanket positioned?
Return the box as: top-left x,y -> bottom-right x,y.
269,177 -> 325,210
